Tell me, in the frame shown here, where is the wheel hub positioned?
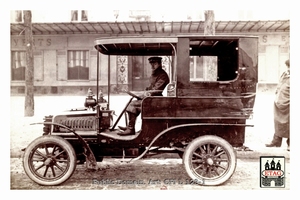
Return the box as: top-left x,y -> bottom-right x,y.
206,157 -> 214,166
44,157 -> 55,166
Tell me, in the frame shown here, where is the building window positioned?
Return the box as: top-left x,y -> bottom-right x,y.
81,10 -> 88,21
71,10 -> 88,21
71,10 -> 78,21
11,51 -> 26,81
67,50 -> 89,80
15,10 -> 23,22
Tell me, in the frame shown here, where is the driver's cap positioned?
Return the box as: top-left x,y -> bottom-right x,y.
148,57 -> 162,63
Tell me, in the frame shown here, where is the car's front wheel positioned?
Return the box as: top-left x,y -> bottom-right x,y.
23,135 -> 77,186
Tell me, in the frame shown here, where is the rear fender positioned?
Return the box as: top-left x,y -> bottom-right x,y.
130,123 -> 252,162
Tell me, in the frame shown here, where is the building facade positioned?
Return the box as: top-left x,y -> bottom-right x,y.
10,10 -> 290,95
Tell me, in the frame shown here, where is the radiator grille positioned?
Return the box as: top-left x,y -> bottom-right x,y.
54,116 -> 96,131
63,118 -> 94,129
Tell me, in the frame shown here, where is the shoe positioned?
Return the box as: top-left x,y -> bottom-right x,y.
117,112 -> 137,136
265,135 -> 282,147
118,126 -> 127,131
265,143 -> 281,147
117,127 -> 135,136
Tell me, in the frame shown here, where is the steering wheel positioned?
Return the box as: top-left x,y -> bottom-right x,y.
125,90 -> 143,100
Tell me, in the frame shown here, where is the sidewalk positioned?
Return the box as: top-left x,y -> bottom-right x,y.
10,92 -> 290,160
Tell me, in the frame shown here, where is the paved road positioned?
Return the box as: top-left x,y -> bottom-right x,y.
11,157 -> 290,190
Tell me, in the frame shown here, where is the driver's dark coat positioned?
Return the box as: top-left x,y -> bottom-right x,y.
274,70 -> 290,138
146,67 -> 170,96
126,66 -> 169,114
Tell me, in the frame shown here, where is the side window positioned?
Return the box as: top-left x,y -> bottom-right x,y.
67,50 -> 89,80
190,55 -> 218,81
189,39 -> 238,82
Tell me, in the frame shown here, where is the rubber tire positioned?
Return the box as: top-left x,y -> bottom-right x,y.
23,135 -> 77,186
183,135 -> 237,186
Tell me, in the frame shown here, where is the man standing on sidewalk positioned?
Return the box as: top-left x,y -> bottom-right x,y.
265,59 -> 290,151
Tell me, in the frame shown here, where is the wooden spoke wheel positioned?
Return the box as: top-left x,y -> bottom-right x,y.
23,135 -> 77,186
183,135 -> 237,186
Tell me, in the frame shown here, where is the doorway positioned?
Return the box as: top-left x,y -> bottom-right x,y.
131,56 -> 152,91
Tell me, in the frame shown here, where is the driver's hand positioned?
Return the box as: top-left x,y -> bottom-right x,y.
143,91 -> 151,97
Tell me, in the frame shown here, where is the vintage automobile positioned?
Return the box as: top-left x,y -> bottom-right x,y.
22,35 -> 258,186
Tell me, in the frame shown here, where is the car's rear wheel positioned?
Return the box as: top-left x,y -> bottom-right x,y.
183,135 -> 236,186
23,135 -> 77,186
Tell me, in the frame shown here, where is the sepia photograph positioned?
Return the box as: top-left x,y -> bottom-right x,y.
4,0 -> 297,196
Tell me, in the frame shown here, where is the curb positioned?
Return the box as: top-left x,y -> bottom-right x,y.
236,148 -> 290,160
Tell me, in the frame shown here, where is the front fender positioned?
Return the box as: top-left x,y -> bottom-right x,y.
31,122 -> 98,170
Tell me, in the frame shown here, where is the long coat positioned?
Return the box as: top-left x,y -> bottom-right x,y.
274,70 -> 290,138
146,67 -> 170,96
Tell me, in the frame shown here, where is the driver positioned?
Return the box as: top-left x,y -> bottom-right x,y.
118,56 -> 170,136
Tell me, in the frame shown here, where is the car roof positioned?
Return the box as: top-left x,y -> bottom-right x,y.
94,35 -> 257,55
